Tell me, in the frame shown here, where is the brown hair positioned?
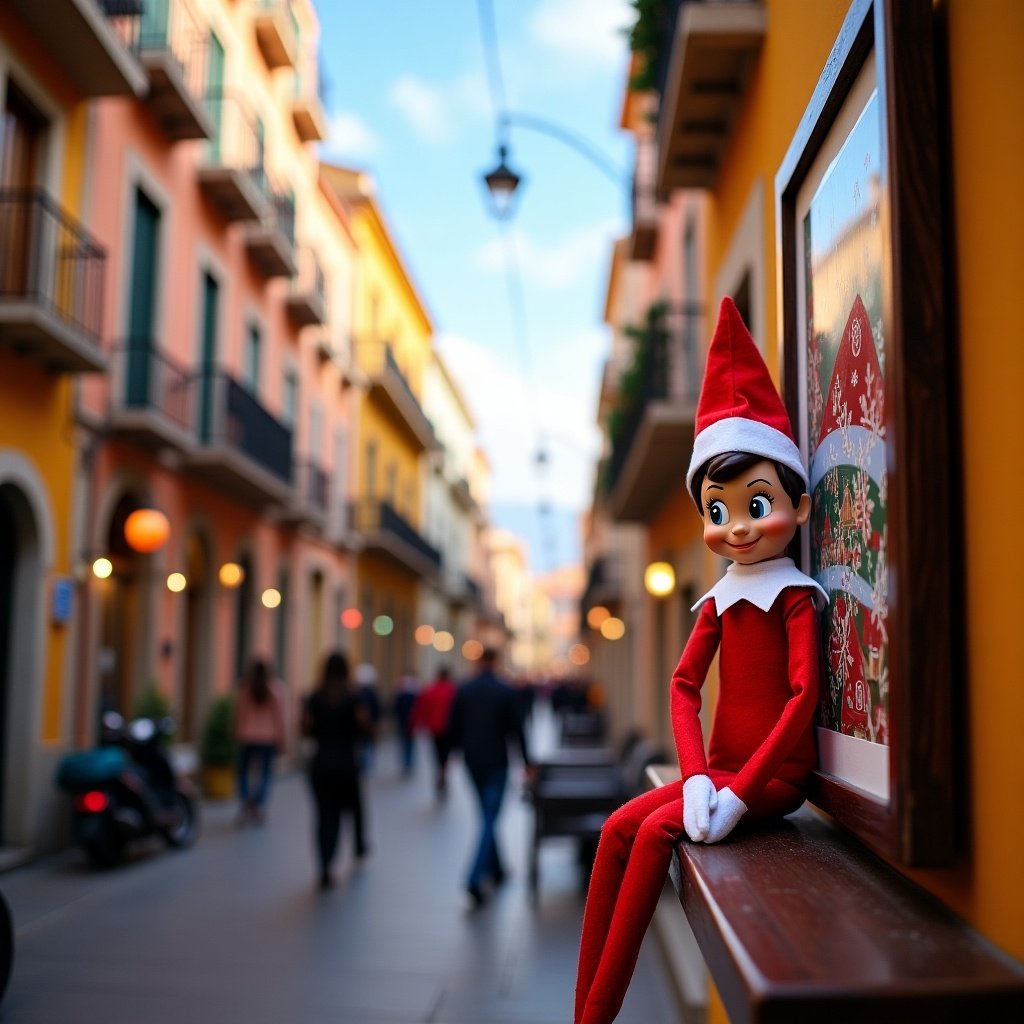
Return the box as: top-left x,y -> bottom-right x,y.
689,451 -> 805,511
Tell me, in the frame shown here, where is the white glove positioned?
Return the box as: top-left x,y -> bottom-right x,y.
682,774 -> 717,842
703,786 -> 747,844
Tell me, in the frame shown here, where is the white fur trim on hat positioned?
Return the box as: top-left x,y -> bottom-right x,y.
685,416 -> 807,500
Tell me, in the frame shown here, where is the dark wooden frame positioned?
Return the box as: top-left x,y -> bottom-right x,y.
776,0 -> 957,866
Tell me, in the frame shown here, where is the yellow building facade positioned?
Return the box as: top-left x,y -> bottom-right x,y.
321,165 -> 439,699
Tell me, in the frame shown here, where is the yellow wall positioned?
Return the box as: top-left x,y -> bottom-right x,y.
702,2 -> 1024,1010
349,201 -> 432,523
0,353 -> 75,742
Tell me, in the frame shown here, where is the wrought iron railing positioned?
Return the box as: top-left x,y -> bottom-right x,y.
264,188 -> 296,247
203,91 -> 266,193
112,338 -> 193,429
606,303 -> 703,492
350,499 -> 442,570
139,0 -> 210,101
0,189 -> 106,343
97,0 -> 144,53
294,459 -> 329,515
195,370 -> 292,484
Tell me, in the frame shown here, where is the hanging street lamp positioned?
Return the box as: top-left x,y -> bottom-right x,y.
481,143 -> 523,220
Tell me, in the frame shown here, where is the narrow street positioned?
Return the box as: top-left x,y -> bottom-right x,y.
0,708 -> 678,1023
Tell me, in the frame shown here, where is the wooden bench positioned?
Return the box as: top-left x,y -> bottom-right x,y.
646,765 -> 1024,1022
526,737 -> 667,898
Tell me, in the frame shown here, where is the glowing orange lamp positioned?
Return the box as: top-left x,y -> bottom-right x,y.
123,508 -> 170,554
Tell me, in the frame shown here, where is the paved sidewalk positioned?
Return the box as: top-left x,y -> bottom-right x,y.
1,706 -> 680,1023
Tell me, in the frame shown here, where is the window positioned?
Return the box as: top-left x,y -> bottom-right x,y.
244,324 -> 261,392
282,367 -> 298,427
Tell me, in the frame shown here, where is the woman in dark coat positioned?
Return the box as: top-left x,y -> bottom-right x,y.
301,650 -> 373,889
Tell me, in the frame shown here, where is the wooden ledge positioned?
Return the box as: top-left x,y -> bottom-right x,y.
646,765 -> 1024,1023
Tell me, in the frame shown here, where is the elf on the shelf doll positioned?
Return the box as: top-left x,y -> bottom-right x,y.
573,297 -> 827,1024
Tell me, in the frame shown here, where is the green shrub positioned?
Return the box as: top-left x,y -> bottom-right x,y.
134,684 -> 174,726
200,695 -> 236,767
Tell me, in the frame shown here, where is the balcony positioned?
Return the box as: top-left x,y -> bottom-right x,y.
445,569 -> 481,609
198,93 -> 267,222
138,0 -> 214,141
108,339 -> 194,451
278,458 -> 329,528
630,134 -> 659,260
244,188 -> 296,279
364,343 -> 438,453
7,0 -> 146,97
0,190 -> 107,374
608,304 -> 703,521
449,475 -> 474,512
285,248 -> 327,327
655,0 -> 766,192
292,73 -> 327,142
183,370 -> 293,506
350,500 -> 442,580
253,0 -> 297,70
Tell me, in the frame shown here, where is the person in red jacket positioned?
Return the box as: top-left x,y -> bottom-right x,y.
411,666 -> 458,797
573,297 -> 826,1024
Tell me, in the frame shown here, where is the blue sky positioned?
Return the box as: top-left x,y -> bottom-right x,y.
314,0 -> 635,572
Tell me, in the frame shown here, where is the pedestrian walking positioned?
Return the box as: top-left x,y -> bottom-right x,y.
392,669 -> 419,776
301,650 -> 373,889
411,666 -> 457,797
448,648 -> 533,909
233,657 -> 288,825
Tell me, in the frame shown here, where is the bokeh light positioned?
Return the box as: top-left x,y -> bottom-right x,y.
123,508 -> 170,553
166,572 -> 187,593
586,605 -> 610,629
568,643 -> 590,666
261,588 -> 281,609
341,607 -> 363,630
644,561 -> 676,597
218,562 -> 244,588
600,616 -> 626,641
373,615 -> 394,636
433,630 -> 455,652
414,624 -> 435,646
462,639 -> 483,661
92,557 -> 113,580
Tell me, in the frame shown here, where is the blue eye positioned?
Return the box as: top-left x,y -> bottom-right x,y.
749,495 -> 772,519
708,500 -> 729,525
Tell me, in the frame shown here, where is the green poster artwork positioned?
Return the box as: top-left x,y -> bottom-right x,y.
802,90 -> 889,746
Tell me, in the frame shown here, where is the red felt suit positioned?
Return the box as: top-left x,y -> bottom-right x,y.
573,297 -> 824,1024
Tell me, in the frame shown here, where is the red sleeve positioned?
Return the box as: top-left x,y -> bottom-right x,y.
670,600 -> 721,781
731,591 -> 821,805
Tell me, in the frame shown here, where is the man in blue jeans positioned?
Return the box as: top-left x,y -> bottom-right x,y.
448,647 -> 532,908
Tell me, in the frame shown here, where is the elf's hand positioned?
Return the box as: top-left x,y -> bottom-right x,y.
682,774 -> 718,842
703,787 -> 747,844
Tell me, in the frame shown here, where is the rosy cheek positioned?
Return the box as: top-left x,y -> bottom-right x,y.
759,514 -> 794,539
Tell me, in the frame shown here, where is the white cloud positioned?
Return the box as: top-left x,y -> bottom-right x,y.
321,112 -> 381,159
528,0 -> 633,68
471,219 -> 619,292
436,331 -> 602,512
388,75 -> 454,143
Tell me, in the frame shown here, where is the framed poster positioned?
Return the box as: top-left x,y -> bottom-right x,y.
775,0 -> 957,866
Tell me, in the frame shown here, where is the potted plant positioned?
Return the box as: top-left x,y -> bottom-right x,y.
199,695 -> 236,799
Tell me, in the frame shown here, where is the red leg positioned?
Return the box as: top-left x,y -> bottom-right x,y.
574,782 -> 682,1024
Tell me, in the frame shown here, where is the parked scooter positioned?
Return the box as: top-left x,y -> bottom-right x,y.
55,712 -> 199,868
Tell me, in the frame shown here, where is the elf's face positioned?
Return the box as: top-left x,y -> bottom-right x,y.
700,459 -> 810,565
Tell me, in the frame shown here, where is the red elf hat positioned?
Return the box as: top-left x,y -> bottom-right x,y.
685,296 -> 806,502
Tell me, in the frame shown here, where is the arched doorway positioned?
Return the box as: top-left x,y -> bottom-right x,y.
0,480 -> 44,847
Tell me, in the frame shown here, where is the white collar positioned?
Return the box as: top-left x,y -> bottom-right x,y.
692,557 -> 828,614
